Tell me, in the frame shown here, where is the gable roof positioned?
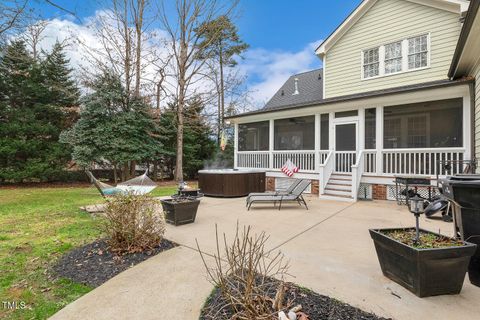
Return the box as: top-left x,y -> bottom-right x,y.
449,0 -> 480,78
315,0 -> 469,57
264,68 -> 324,111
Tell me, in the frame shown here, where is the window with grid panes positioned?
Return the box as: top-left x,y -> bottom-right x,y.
363,47 -> 379,79
385,41 -> 402,74
408,35 -> 428,70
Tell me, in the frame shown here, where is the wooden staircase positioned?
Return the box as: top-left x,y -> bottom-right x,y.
320,172 -> 354,201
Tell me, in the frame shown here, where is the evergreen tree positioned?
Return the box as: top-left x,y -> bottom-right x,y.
0,40 -> 76,182
159,99 -> 216,179
43,41 -> 81,128
61,71 -> 161,181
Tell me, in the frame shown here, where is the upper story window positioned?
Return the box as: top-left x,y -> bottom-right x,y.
385,41 -> 402,74
363,48 -> 379,79
362,34 -> 429,80
408,35 -> 428,70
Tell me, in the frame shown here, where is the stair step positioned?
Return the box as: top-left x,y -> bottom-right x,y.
324,188 -> 352,196
329,178 -> 352,183
326,185 -> 351,191
329,179 -> 352,184
323,192 -> 354,199
332,172 -> 352,176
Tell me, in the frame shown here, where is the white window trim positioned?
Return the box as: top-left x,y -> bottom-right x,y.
361,33 -> 431,81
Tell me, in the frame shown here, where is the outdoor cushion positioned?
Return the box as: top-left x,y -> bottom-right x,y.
102,188 -> 123,196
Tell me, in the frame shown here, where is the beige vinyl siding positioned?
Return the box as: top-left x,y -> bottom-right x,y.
325,0 -> 462,98
474,60 -> 480,172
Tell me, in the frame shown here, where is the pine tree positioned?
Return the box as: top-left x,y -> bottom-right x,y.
0,41 -> 62,182
43,41 -> 80,128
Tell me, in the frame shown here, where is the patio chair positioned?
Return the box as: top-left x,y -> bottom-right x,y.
245,179 -> 302,206
246,179 -> 311,211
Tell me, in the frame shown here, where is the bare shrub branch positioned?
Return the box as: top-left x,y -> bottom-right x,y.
197,223 -> 290,319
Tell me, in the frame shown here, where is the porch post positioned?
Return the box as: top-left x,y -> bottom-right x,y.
234,123 -> 238,169
463,94 -> 472,162
315,114 -> 320,172
358,107 -> 365,150
269,119 -> 274,170
376,106 -> 383,175
329,111 -> 335,151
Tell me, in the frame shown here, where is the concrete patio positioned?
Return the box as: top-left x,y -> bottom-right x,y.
50,196 -> 480,320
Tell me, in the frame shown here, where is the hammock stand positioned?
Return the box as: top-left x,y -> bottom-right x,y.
86,170 -> 157,197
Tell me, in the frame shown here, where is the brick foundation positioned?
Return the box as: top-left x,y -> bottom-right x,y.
266,177 -> 275,191
311,180 -> 319,195
372,184 -> 387,200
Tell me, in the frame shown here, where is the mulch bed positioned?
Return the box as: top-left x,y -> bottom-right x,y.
52,239 -> 177,287
200,282 -> 391,320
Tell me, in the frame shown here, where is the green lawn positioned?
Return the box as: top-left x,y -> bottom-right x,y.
0,184 -> 179,319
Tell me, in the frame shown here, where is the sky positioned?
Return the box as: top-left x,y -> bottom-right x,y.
31,0 -> 362,106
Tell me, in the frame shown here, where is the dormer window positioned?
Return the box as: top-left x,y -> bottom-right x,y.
408,35 -> 428,70
385,41 -> 402,74
363,48 -> 379,79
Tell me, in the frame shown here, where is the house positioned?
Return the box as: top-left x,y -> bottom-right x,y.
449,0 -> 480,170
227,0 -> 476,201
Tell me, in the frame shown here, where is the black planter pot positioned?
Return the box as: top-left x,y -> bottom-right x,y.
160,198 -> 200,226
441,176 -> 480,286
370,228 -> 477,297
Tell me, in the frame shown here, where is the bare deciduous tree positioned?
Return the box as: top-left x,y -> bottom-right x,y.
159,0 -> 237,181
0,0 -> 29,43
21,20 -> 49,59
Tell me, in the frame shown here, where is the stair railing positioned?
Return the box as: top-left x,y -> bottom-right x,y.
319,150 -> 334,195
351,150 -> 364,201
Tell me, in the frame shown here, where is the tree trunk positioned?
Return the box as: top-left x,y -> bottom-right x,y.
134,0 -> 145,97
219,45 -> 225,135
153,159 -> 158,181
123,161 -> 130,181
130,160 -> 136,177
113,162 -> 118,184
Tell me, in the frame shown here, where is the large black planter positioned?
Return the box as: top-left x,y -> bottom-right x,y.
161,198 -> 200,226
370,228 -> 476,297
441,175 -> 480,286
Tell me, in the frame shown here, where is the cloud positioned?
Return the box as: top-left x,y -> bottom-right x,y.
21,12 -> 322,109
239,41 -> 323,107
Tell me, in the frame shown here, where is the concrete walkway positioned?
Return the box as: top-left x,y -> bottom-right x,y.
51,197 -> 480,320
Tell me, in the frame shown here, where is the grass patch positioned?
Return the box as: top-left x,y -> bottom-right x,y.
0,183 -> 181,319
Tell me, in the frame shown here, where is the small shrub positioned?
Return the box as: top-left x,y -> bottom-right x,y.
103,193 -> 166,254
197,224 -> 290,319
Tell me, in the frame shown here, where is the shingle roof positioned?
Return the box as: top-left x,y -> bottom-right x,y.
226,77 -> 473,119
264,68 -> 323,110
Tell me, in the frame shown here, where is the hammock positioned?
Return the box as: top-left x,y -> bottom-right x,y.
86,170 -> 157,197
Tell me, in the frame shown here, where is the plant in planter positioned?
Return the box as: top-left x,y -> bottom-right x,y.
370,196 -> 477,297
161,196 -> 200,226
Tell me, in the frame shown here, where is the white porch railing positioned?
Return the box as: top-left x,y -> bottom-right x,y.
351,151 -> 365,201
318,151 -> 330,165
236,148 -> 467,178
364,150 -> 377,174
319,151 -> 334,194
237,151 -> 269,169
273,151 -> 316,172
382,148 -> 466,176
335,151 -> 356,173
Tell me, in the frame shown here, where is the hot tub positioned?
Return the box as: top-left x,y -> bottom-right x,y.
198,169 -> 266,197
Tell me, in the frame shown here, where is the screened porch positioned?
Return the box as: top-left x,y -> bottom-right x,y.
234,98 -> 473,178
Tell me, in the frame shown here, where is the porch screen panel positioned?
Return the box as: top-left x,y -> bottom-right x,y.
365,108 -> 376,149
274,116 -> 315,150
320,114 -> 329,150
383,98 -> 463,149
238,121 -> 269,151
